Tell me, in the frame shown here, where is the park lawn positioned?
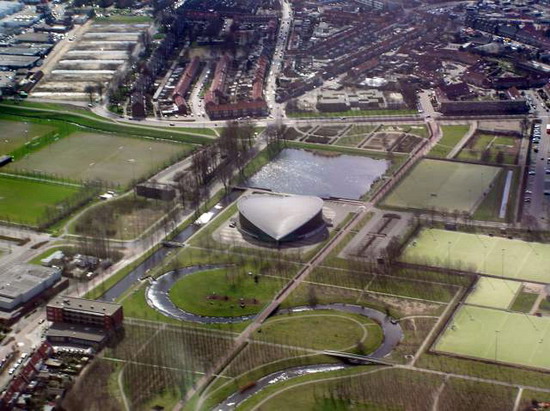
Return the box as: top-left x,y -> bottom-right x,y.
510,289 -> 539,313
0,175 -> 81,225
0,119 -> 56,154
401,228 -> 550,283
7,132 -> 191,186
465,277 -> 521,309
435,305 -> 550,370
335,134 -> 367,147
70,195 -> 169,240
383,159 -> 501,214
168,268 -> 285,317
438,377 -> 517,411
255,310 -> 383,353
429,125 -> 470,158
472,167 -> 517,222
457,134 -> 517,165
239,367 -> 443,411
347,125 -> 378,136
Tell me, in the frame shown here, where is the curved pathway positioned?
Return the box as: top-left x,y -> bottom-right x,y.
146,267 -> 403,410
145,265 -> 258,324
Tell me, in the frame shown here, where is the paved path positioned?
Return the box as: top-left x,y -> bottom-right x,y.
446,120 -> 476,159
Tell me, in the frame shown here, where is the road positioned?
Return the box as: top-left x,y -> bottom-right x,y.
523,90 -> 550,226
265,0 -> 292,120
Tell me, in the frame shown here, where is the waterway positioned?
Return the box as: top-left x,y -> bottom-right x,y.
98,190 -> 241,302
244,148 -> 388,200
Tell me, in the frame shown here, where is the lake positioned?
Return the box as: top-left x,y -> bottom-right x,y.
244,148 -> 389,200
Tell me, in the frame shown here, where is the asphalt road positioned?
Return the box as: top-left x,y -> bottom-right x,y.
523,90 -> 550,225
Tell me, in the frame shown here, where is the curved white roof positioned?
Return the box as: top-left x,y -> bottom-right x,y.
238,195 -> 324,241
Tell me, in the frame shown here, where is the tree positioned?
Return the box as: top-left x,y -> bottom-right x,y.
84,85 -> 95,105
495,150 -> 504,164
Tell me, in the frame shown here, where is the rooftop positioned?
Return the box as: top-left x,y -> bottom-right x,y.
0,264 -> 60,299
46,322 -> 106,343
48,296 -> 121,316
238,194 -> 324,240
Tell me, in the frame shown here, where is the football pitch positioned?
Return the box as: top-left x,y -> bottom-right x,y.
465,277 -> 521,309
7,132 -> 191,186
401,228 -> 550,283
0,175 -> 81,225
0,119 -> 56,154
435,305 -> 550,370
383,159 -> 501,213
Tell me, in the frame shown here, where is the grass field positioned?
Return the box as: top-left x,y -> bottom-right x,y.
457,134 -> 518,165
465,277 -> 521,309
511,289 -> 539,313
169,268 -> 285,317
255,310 -> 383,352
435,305 -> 550,370
429,125 -> 470,158
7,132 -> 191,186
401,228 -> 550,283
71,195 -> 169,240
0,175 -> 81,225
0,119 -> 56,154
383,159 -> 501,213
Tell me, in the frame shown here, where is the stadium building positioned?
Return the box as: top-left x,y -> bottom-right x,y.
237,194 -> 326,243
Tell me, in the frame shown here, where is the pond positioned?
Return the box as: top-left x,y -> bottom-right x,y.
244,148 -> 389,200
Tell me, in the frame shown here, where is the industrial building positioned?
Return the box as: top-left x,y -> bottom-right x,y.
0,264 -> 62,311
237,194 -> 326,243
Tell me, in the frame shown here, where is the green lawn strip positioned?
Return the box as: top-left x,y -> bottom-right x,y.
521,389 -> 550,407
473,167 -> 516,222
255,310 -> 383,353
438,377 -> 517,410
334,134 -> 367,147
238,367 -> 442,411
458,134 -> 517,165
510,289 -> 539,313
429,125 -> 470,158
347,125 -> 378,136
168,267 -> 286,317
366,275 -> 456,302
417,353 -> 550,391
537,297 -> 550,315
0,174 -> 86,226
287,109 -> 417,118
0,103 -> 214,144
120,283 -> 251,332
68,195 -> 170,240
198,354 -> 342,411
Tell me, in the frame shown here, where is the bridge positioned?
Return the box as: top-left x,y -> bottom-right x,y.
323,350 -> 395,366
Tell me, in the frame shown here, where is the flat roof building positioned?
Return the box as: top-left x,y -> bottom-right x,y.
47,296 -> 123,331
0,265 -> 61,311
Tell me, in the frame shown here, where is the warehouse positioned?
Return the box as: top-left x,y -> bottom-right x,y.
0,264 -> 62,311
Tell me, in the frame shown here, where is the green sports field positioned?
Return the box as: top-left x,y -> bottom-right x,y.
401,228 -> 550,283
0,175 -> 81,225
0,119 -> 56,154
465,277 -> 521,309
383,159 -> 501,213
7,132 -> 191,186
435,305 -> 550,370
